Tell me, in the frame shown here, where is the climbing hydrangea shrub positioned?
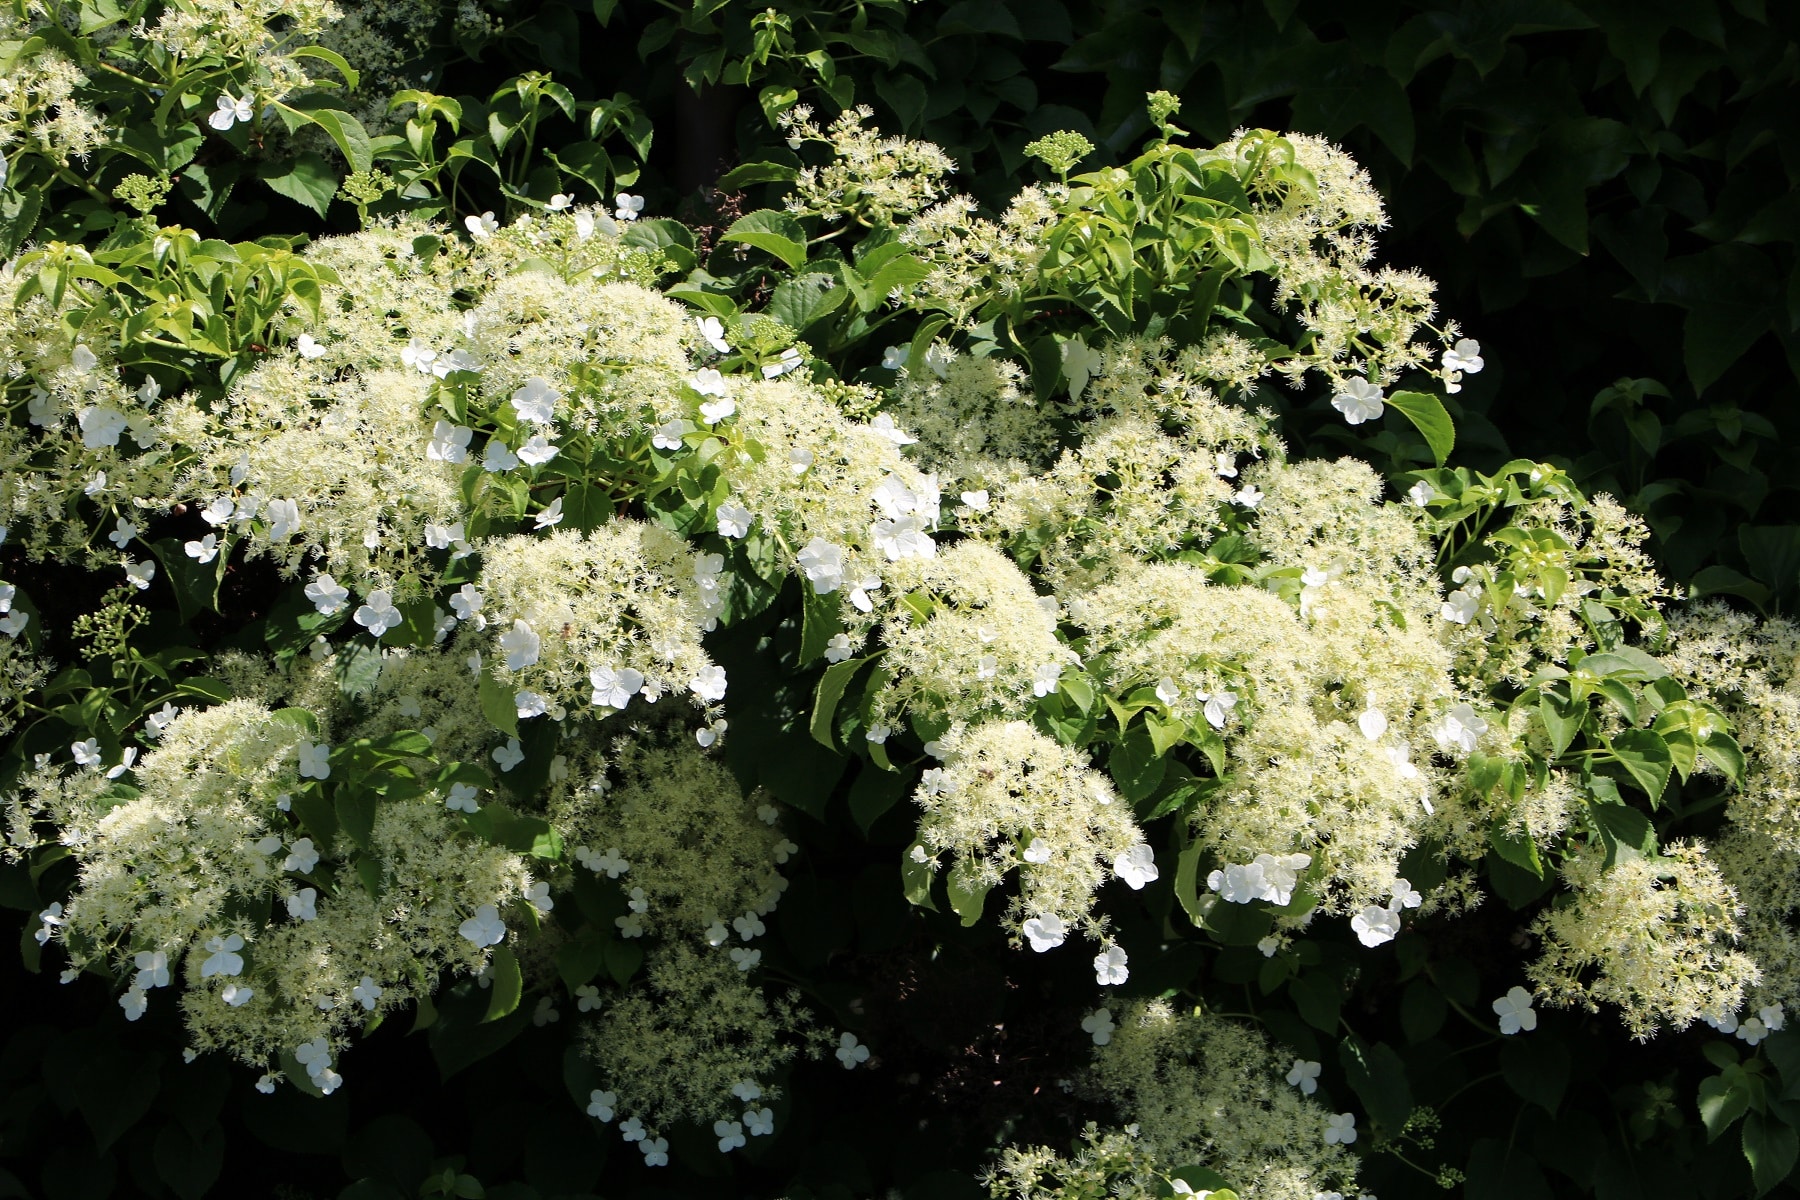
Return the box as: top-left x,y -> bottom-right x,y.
1,97 -> 1792,1193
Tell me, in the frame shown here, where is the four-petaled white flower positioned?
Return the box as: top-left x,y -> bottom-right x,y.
427,420 -> 473,463
824,633 -> 855,663
297,739 -> 330,780
835,1032 -> 870,1069
548,193 -> 573,211
532,997 -> 559,1026
221,982 -> 255,1007
652,419 -> 691,451
1323,1112 -> 1357,1145
590,665 -> 645,710
283,837 -> 320,873
200,933 -> 245,978
1032,662 -> 1063,697
265,498 -> 301,541
1493,985 -> 1537,1034
619,1117 -> 646,1142
699,396 -> 737,425
459,904 -> 506,947
690,665 -> 728,702
1440,590 -> 1478,624
511,377 -> 561,425
525,881 -> 554,913
1022,913 -> 1067,952
745,1107 -> 774,1136
201,496 -> 236,526
716,501 -> 752,538
697,316 -> 731,353
614,193 -> 644,221
1081,1007 -> 1115,1045
789,448 -> 814,474
304,575 -> 349,616
352,590 -> 404,640
351,975 -> 383,1010
516,434 -> 559,466
296,333 -> 327,359
762,348 -> 804,379
530,497 -> 564,531
1094,945 -> 1130,986
798,538 -> 846,593
446,782 -> 480,813
592,847 -> 629,878
881,345 -> 908,370
499,620 -> 541,670
1443,338 -> 1484,376
464,211 -> 498,239
35,902 -> 65,945
1286,1058 -> 1322,1094
134,950 -> 170,989
492,737 -> 525,772
287,888 -> 318,921
208,93 -> 254,130
1350,905 -> 1401,948
79,406 -> 127,449
449,584 -> 484,623
715,1119 -> 747,1152
1332,378 -> 1385,425
1358,705 -> 1388,741
733,912 -> 765,940
107,518 -> 138,550
1114,844 -> 1160,890
184,533 -> 219,564
640,1136 -> 669,1166
1201,690 -> 1238,729
1233,484 -> 1264,508
483,439 -> 521,473
729,946 -> 761,971
1431,703 -> 1488,756
575,985 -> 602,1012
1023,838 -> 1052,865
587,1089 -> 616,1120
124,559 -> 156,590
1389,878 -> 1423,911
71,738 -> 102,767
120,988 -> 148,1021
1406,480 -> 1437,507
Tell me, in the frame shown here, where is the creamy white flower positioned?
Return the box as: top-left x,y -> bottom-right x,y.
464,211 -> 498,239
589,665 -> 645,710
295,333 -> 327,359
690,665 -> 728,702
1081,1007 -> 1115,1045
1358,705 -> 1388,740
1286,1058 -> 1322,1094
1389,878 -> 1423,910
1431,703 -> 1488,755
762,348 -> 804,379
499,620 -> 541,670
1406,480 -> 1437,506
789,448 -> 814,474
880,345 -> 908,370
614,193 -> 645,220
1202,690 -> 1238,729
184,534 -> 219,564
824,633 -> 855,663
1323,1113 -> 1357,1145
123,559 -> 155,590
1114,844 -> 1159,890
1023,838 -> 1052,865
728,946 -> 760,971
1233,484 -> 1263,508
868,413 -> 917,447
200,933 -> 245,978
265,498 -> 301,541
652,419 -> 691,451
1440,590 -> 1478,624
797,538 -> 846,593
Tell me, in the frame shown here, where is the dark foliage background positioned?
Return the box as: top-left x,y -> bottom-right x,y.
5,2 -> 1800,1198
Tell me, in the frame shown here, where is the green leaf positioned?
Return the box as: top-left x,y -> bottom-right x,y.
1339,1034 -> 1414,1132
1744,1111 -> 1799,1196
945,862 -> 989,927
149,538 -> 224,624
800,584 -> 845,666
1500,1034 -> 1570,1114
289,44 -> 360,89
767,275 -> 847,331
714,161 -> 799,190
1385,390 -> 1456,465
1538,689 -> 1582,757
604,937 -> 643,986
848,763 -> 909,836
1487,823 -> 1544,879
901,843 -> 938,910
1108,721 -> 1166,805
1173,840 -> 1205,925
478,665 -> 519,737
1589,801 -> 1658,867
273,100 -> 373,174
1701,1072 -> 1753,1141
810,655 -> 871,749
483,946 -> 522,1022
1607,729 -> 1673,803
262,152 -> 342,215
335,787 -> 377,852
721,210 -> 809,270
